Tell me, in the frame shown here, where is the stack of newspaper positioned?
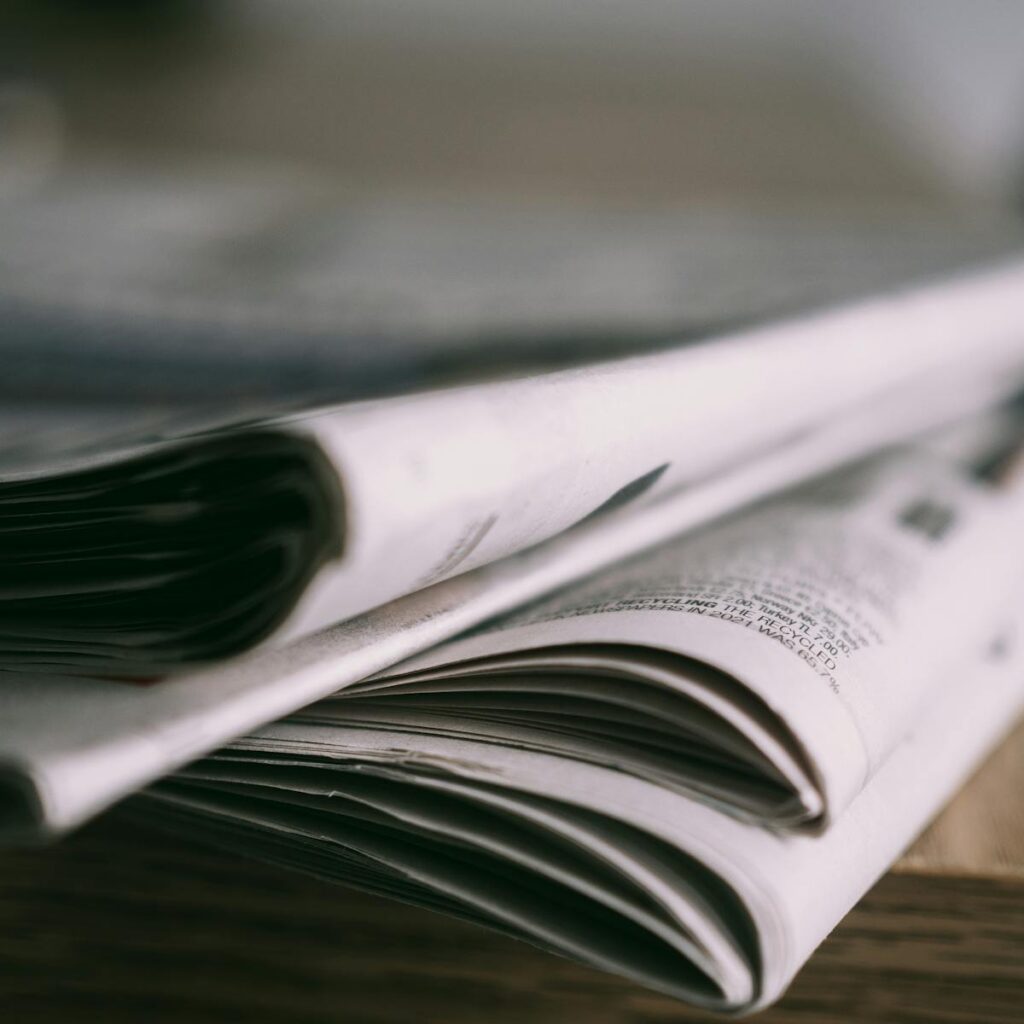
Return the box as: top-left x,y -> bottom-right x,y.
3,169 -> 1024,1014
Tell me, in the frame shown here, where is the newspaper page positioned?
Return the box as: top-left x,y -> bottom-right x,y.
0,394 -> 1018,842
2,257 -> 1024,674
140,595 -> 1024,1013
356,432 -> 1024,827
277,258 -> 1024,643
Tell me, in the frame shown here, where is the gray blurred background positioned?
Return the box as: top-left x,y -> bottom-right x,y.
6,0 -> 1024,212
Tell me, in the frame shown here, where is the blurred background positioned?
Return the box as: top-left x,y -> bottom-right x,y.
3,1 -> 1024,406
8,0 -> 1024,209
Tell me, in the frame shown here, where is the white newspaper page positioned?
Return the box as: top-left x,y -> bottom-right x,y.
0,392 -> 1001,841
0,260 -> 1022,674
279,259 -> 1024,639
142,605 -> 1024,1013
358,438 -> 1024,825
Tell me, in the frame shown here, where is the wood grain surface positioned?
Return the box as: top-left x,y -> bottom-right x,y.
2,716 -> 1022,1024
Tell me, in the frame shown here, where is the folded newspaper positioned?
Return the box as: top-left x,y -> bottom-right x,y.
3,176 -> 1024,1014
4,422 -> 1024,1015
2,255 -> 1024,675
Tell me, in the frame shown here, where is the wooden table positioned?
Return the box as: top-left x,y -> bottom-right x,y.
2,717 -> 1022,1024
